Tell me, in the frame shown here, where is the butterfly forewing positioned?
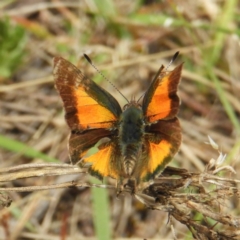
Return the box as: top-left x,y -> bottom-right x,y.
53,57 -> 122,132
142,63 -> 183,123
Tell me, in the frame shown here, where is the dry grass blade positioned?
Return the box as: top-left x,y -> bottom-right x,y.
0,161 -> 239,239
135,165 -> 240,240
0,163 -> 84,182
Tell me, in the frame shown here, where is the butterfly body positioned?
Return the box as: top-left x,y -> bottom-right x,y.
118,104 -> 144,176
53,55 -> 182,188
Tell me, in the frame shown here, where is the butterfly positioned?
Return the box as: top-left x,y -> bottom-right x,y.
53,53 -> 182,190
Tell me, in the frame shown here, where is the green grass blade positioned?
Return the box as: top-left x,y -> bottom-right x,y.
204,0 -> 240,135
90,177 -> 111,240
210,0 -> 238,64
92,0 -> 116,17
207,70 -> 240,134
0,135 -> 58,162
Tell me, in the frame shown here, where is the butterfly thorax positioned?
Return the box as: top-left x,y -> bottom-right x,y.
118,104 -> 144,177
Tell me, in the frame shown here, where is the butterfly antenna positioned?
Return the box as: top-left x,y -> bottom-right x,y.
84,54 -> 129,103
165,51 -> 179,71
137,94 -> 144,103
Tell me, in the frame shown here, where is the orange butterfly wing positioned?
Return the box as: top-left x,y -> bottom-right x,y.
138,63 -> 183,181
69,129 -> 122,179
142,63 -> 183,123
69,129 -> 112,164
53,57 -> 122,178
82,141 -> 122,180
53,57 -> 122,132
138,118 -> 181,181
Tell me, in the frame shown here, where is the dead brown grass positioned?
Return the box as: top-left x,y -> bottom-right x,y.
0,0 -> 240,239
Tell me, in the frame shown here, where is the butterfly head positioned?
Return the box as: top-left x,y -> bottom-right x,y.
122,99 -> 141,111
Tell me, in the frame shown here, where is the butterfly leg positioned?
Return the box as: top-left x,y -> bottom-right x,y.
116,178 -> 125,197
125,178 -> 138,194
116,178 -> 136,196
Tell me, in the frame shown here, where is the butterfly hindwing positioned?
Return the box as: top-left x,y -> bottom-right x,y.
69,129 -> 112,164
139,118 -> 181,180
82,140 -> 122,180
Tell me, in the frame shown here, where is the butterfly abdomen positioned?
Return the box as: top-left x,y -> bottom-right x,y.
118,105 -> 144,176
